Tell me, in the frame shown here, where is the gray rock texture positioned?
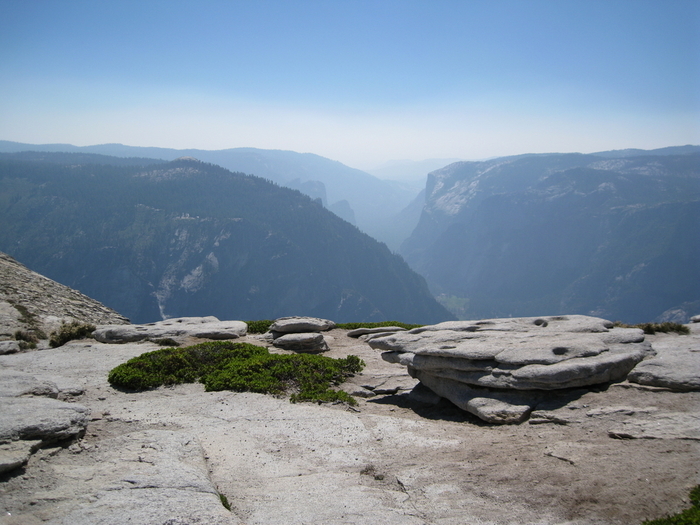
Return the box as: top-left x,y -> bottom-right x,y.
44,430 -> 239,525
271,332 -> 329,353
268,316 -> 336,352
93,316 -> 247,343
0,439 -> 41,474
370,315 -> 654,423
627,324 -> 700,391
347,326 -> 407,338
0,370 -> 59,398
0,340 -> 20,354
0,251 -> 129,341
270,316 -> 336,333
0,397 -> 89,443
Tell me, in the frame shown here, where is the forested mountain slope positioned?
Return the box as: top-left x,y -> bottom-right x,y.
0,153 -> 452,324
401,150 -> 700,323
0,141 -> 417,247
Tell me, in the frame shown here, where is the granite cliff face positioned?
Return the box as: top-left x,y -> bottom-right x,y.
401,149 -> 700,323
0,252 -> 128,345
0,154 -> 452,325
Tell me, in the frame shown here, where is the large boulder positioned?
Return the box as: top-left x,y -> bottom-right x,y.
93,316 -> 247,343
368,315 -> 655,423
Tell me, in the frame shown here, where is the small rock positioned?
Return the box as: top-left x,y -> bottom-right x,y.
0,340 -> 20,354
0,440 -> 42,474
272,332 -> 329,353
269,316 -> 336,333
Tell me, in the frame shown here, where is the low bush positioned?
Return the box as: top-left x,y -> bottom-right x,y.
107,341 -> 364,405
642,485 -> 700,524
614,321 -> 689,335
149,337 -> 181,346
14,330 -> 38,350
49,321 -> 96,348
245,320 -> 273,333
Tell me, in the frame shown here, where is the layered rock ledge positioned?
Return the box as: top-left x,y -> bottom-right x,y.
368,315 -> 655,424
93,316 -> 248,343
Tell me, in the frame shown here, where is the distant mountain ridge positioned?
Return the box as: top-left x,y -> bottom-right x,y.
400,148 -> 700,323
0,141 -> 418,248
0,153 -> 452,324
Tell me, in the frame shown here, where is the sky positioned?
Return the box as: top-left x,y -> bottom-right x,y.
1,0 -> 698,169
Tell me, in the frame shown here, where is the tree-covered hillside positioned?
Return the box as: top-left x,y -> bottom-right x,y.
0,154 -> 453,324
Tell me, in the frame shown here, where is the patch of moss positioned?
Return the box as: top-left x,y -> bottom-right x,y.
107,341 -> 364,405
614,321 -> 690,335
642,485 -> 700,524
49,321 -> 96,348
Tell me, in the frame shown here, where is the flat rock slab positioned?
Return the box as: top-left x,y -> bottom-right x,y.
272,332 -> 329,352
45,430 -> 240,525
0,397 -> 89,443
627,331 -> 700,391
270,316 -> 336,333
0,370 -> 59,398
347,326 -> 407,338
93,316 -> 247,343
0,439 -> 41,474
608,413 -> 700,440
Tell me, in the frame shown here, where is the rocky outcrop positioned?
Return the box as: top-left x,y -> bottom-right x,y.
93,316 -> 248,343
0,251 -> 129,344
0,370 -> 89,473
347,326 -> 407,338
368,315 -> 655,423
269,316 -> 334,352
627,322 -> 700,391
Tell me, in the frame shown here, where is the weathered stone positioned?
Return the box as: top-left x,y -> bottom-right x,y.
0,397 -> 89,443
371,315 -> 654,423
347,326 -> 406,338
0,370 -> 59,398
628,334 -> 700,391
0,340 -> 20,354
608,413 -> 700,440
269,316 -> 336,333
414,371 -> 539,424
691,314 -> 700,323
46,430 -> 240,525
93,317 -> 247,343
272,332 -> 329,352
0,439 -> 42,474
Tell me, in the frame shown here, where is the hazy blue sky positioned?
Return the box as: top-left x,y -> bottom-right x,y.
1,0 -> 698,168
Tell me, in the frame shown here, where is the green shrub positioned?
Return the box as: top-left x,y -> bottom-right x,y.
149,337 -> 181,346
335,321 -> 423,330
245,319 -> 274,333
49,321 -> 96,348
642,485 -> 700,524
107,341 -> 365,405
14,330 -> 38,350
614,321 -> 689,335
